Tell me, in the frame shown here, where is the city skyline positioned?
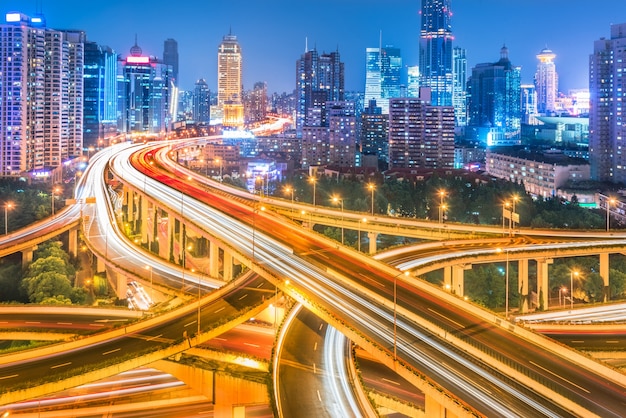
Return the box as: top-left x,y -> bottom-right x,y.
8,1 -> 625,94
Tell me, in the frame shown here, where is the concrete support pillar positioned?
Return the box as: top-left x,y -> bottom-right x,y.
443,266 -> 452,293
106,266 -> 127,299
68,227 -> 78,257
223,250 -> 233,281
452,265 -> 467,297
367,231 -> 378,255
95,255 -> 105,274
166,212 -> 173,262
599,252 -> 610,302
536,258 -> 553,311
425,394 -> 458,418
209,241 -> 220,278
518,259 -> 529,313
21,247 -> 36,268
140,196 -> 149,244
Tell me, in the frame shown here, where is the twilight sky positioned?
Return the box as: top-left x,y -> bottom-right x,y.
7,0 -> 625,94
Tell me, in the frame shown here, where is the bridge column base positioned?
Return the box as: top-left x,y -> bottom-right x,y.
425,394 -> 460,418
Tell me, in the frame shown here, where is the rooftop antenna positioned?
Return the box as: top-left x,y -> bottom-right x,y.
305,37 -> 308,53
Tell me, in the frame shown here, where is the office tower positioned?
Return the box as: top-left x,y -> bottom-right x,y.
193,79 -> 211,124
364,45 -> 402,114
246,81 -> 268,123
452,47 -> 467,126
118,40 -> 173,135
589,23 -> 626,183
361,99 -> 389,167
467,45 -> 522,146
217,32 -> 244,128
84,41 -> 118,149
365,47 -> 382,105
295,48 -> 344,134
407,66 -> 420,98
535,47 -> 558,114
388,91 -> 455,169
0,12 -> 85,178
163,38 -> 179,86
419,0 -> 453,106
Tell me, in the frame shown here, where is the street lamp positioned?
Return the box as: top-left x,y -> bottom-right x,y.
367,183 -> 375,215
215,158 -> 223,182
309,176 -> 317,206
284,186 -> 294,215
570,270 -> 579,310
511,195 -> 520,231
332,196 -> 344,245
393,271 -> 410,361
559,286 -> 567,307
4,202 -> 13,235
438,190 -> 446,224
606,197 -> 616,231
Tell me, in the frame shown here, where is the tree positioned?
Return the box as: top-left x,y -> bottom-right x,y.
22,271 -> 73,304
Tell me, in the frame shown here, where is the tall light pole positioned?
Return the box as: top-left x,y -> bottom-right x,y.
393,271 -> 410,361
51,187 -> 60,216
570,270 -> 579,310
438,190 -> 446,224
215,158 -> 223,182
309,176 -> 317,206
284,186 -> 294,215
606,197 -> 616,231
368,183 -> 375,215
332,196 -> 344,245
4,202 -> 13,235
497,248 -> 510,319
511,195 -> 520,231
559,286 -> 567,306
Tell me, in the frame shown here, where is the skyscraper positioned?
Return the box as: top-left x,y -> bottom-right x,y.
193,79 -> 210,124
364,45 -> 402,114
535,47 -> 558,114
217,33 -> 243,128
84,41 -> 118,149
361,99 -> 389,168
467,45 -> 522,146
419,0 -> 454,106
295,48 -> 344,135
163,38 -> 179,86
452,47 -> 467,126
118,40 -> 173,135
589,23 -> 626,183
0,12 -> 84,178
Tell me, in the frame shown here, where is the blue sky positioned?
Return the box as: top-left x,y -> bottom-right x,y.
7,1 -> 625,94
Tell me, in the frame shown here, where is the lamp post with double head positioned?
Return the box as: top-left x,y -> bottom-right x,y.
309,176 -> 317,206
438,189 -> 446,224
570,270 -> 579,310
368,183 -> 375,215
4,202 -> 13,235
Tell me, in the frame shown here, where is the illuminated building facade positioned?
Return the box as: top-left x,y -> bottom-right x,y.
163,38 -> 178,86
467,45 -> 522,146
0,12 -> 84,178
388,92 -> 455,169
84,41 -> 118,149
589,23 -> 626,183
360,100 -> 389,167
452,47 -> 467,126
419,0 -> 454,106
535,47 -> 558,114
364,45 -> 402,114
118,41 -> 173,136
217,33 -> 244,129
193,79 -> 211,124
295,48 -> 344,135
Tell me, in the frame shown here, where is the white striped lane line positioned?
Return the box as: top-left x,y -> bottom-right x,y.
51,362 -> 71,369
530,361 -> 590,393
102,348 -> 120,355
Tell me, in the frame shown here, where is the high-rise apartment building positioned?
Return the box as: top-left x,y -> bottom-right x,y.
84,41 -> 118,149
535,47 -> 558,114
0,12 -> 84,178
163,38 -> 179,86
364,47 -> 382,106
589,23 -> 626,183
217,33 -> 244,128
452,47 -> 467,126
295,48 -> 344,135
419,0 -> 453,106
193,79 -> 211,124
521,84 -> 538,124
245,81 -> 268,124
118,41 -> 173,135
388,90 -> 455,169
407,66 -> 420,98
361,99 -> 389,167
467,45 -> 522,146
